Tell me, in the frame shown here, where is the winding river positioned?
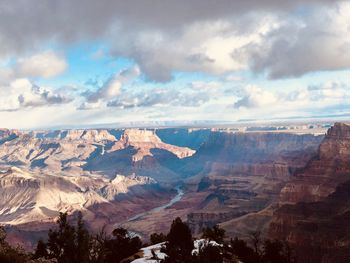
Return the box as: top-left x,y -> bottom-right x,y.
127,186 -> 184,222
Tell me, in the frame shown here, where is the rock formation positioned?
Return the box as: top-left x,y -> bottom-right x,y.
109,129 -> 195,162
270,123 -> 350,263
184,132 -> 324,234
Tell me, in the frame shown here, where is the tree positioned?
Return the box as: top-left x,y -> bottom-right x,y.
201,225 -> 225,243
104,227 -> 142,263
34,239 -> 48,259
249,231 -> 262,256
262,239 -> 294,263
34,212 -> 143,263
195,242 -> 223,263
90,226 -> 108,263
162,217 -> 194,263
228,237 -> 260,263
46,212 -> 76,263
35,212 -> 90,263
76,212 -> 91,263
150,232 -> 167,245
0,226 -> 31,263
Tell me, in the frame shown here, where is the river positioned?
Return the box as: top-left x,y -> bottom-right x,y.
127,186 -> 184,222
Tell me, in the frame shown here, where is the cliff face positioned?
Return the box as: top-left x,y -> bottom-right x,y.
183,132 -> 324,235
155,128 -> 211,150
270,123 -> 350,263
181,132 -> 323,177
280,123 -> 350,204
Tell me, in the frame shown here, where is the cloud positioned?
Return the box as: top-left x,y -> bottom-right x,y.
0,50 -> 67,82
0,67 -> 15,85
0,1 -> 345,81
0,78 -> 73,111
80,65 -> 140,108
234,85 -> 279,108
16,50 -> 67,78
241,2 -> 350,79
234,81 -> 350,117
107,85 -> 216,109
109,19 -> 273,81
307,81 -> 349,100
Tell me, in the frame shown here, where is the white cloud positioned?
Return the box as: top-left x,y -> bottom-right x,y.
0,78 -> 73,111
16,50 -> 67,78
107,87 -> 213,109
232,81 -> 350,121
234,85 -> 279,108
307,81 -> 349,100
81,65 -> 140,108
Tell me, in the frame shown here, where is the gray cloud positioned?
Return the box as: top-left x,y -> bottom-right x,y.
240,3 -> 350,78
0,0 -> 345,81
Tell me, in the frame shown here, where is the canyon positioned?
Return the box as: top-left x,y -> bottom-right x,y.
2,123 -> 350,262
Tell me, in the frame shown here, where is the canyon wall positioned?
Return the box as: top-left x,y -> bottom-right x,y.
270,123 -> 350,263
183,131 -> 324,235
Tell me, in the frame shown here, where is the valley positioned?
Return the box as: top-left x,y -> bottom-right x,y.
3,122 -> 350,262
0,124 -> 328,253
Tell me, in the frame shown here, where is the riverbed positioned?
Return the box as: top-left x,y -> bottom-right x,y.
127,186 -> 184,222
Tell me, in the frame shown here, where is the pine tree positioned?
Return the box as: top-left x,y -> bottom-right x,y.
33,239 -> 48,259
76,211 -> 91,263
201,225 -> 225,243
162,217 -> 194,263
46,212 -> 77,263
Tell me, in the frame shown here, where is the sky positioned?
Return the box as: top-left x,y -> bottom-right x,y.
0,0 -> 350,129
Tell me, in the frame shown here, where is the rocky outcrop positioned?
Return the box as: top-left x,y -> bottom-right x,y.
109,129 -> 195,162
100,174 -> 157,200
31,129 -> 116,142
270,123 -> 350,263
155,128 -> 211,150
280,123 -> 350,204
0,166 -> 161,225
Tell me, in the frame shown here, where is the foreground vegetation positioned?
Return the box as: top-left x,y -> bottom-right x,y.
0,212 -> 295,263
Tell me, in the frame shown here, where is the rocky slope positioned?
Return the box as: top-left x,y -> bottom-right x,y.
0,166 -> 159,225
183,132 -> 324,235
270,123 -> 350,263
0,128 -> 195,248
0,128 -> 196,225
0,128 -> 195,181
116,131 -> 324,239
